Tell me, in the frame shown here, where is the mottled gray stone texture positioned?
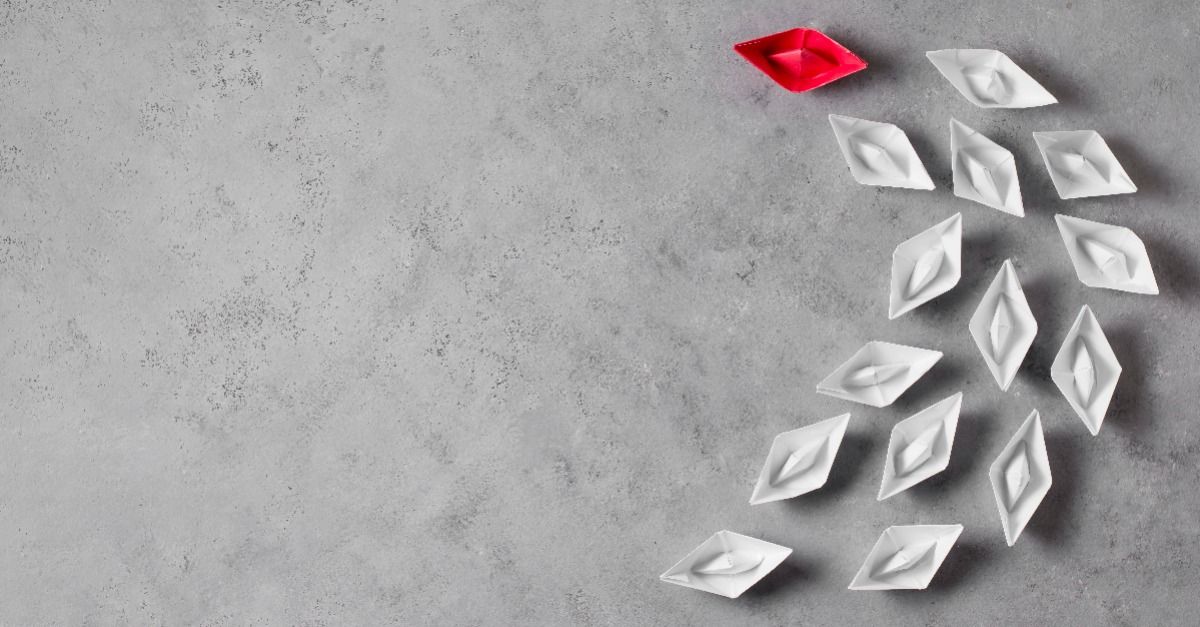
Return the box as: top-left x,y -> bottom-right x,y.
2,0 -> 1198,624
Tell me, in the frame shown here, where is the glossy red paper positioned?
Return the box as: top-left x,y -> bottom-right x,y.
734,28 -> 867,92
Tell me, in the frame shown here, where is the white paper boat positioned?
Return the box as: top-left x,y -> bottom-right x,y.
926,49 -> 1057,108
1055,214 -> 1158,294
1051,305 -> 1121,436
660,530 -> 793,598
969,260 -> 1037,391
1033,131 -> 1136,199
750,413 -> 851,505
950,119 -> 1023,216
829,115 -> 935,190
848,524 -> 963,590
889,213 -> 962,319
989,410 -> 1051,546
817,341 -> 943,407
878,392 -> 962,500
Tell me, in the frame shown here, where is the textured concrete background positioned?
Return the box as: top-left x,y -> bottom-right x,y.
2,0 -> 1198,624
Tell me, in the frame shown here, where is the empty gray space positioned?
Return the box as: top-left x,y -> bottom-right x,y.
2,0 -> 1198,624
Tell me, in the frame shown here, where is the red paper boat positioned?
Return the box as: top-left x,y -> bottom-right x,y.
734,28 -> 867,92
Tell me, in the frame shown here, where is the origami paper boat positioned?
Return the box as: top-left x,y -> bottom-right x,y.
926,49 -> 1057,108
1055,214 -> 1158,294
660,530 -> 792,598
733,28 -> 867,92
969,260 -> 1037,391
950,119 -> 1023,216
1052,305 -> 1121,436
829,115 -> 935,190
817,341 -> 942,407
848,524 -> 963,590
878,392 -> 962,501
750,413 -> 851,505
989,410 -> 1051,546
889,213 -> 962,319
1033,131 -> 1136,199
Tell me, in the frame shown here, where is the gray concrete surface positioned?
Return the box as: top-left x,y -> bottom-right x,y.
2,0 -> 1198,624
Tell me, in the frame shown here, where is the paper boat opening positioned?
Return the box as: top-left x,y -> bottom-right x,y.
768,47 -> 837,79
1002,441 -> 1031,509
962,64 -> 1013,106
872,540 -> 936,578
895,424 -> 940,476
771,438 -> 824,485
693,550 -> 764,576
1072,341 -> 1096,406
